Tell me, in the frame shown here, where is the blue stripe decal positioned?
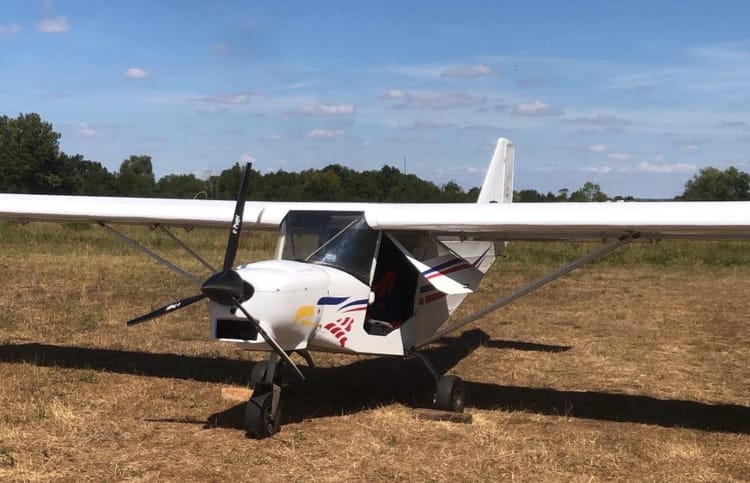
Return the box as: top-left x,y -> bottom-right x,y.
422,257 -> 463,276
341,298 -> 368,309
317,296 -> 349,306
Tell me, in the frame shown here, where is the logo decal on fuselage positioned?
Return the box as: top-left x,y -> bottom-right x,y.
324,317 -> 354,347
293,305 -> 317,328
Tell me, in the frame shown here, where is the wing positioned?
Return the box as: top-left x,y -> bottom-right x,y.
3,194 -> 750,241
0,193 -> 373,230
363,201 -> 750,241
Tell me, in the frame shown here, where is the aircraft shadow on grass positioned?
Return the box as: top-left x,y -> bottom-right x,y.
0,329 -> 747,435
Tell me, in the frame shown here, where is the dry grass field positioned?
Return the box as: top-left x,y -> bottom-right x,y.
1,223 -> 749,482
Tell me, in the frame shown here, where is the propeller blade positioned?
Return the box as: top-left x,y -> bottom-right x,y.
127,293 -> 207,326
232,299 -> 306,381
222,162 -> 252,272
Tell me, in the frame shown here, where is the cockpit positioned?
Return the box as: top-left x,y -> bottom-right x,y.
278,211 -> 379,284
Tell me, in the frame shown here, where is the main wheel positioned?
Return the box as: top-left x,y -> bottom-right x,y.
434,375 -> 465,413
244,391 -> 282,438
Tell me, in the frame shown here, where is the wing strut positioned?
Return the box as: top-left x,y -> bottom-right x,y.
158,225 -> 218,273
98,222 -> 203,287
416,233 -> 638,348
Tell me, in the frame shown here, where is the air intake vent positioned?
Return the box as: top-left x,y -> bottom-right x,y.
216,319 -> 259,341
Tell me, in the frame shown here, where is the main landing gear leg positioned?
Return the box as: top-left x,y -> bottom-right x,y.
245,353 -> 283,438
410,352 -> 466,413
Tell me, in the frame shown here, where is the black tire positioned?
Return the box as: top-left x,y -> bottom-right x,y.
249,361 -> 268,389
244,391 -> 282,438
434,375 -> 465,413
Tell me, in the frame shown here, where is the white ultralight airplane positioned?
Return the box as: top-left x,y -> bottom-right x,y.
2,137 -> 750,438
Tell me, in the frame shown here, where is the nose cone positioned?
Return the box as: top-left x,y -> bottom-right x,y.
201,270 -> 253,305
236,260 -> 330,293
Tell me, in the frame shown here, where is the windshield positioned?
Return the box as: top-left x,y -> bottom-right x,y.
306,217 -> 379,284
280,211 -> 362,261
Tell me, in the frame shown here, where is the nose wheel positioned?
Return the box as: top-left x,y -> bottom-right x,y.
245,385 -> 282,438
245,354 -> 283,438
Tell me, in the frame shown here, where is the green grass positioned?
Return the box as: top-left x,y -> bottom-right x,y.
504,240 -> 750,272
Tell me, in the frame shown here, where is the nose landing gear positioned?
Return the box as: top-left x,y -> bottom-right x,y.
245,354 -> 283,438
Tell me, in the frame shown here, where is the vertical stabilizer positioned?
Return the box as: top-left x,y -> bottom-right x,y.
477,137 -> 514,204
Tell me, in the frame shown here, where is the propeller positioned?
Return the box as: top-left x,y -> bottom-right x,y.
127,162 -> 305,380
127,293 -> 206,326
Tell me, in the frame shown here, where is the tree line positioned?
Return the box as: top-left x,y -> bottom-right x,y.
1,112 -> 748,202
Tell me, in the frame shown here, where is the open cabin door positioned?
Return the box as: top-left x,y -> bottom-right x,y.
365,233 -> 419,335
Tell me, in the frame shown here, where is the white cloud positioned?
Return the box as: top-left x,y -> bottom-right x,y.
212,94 -> 251,104
567,114 -> 631,129
77,123 -> 97,138
306,129 -> 344,139
588,144 -> 607,153
37,16 -> 69,33
403,119 -> 457,129
720,120 -> 747,128
384,91 -> 486,110
289,103 -> 355,116
0,24 -> 23,35
440,64 -> 493,80
583,166 -> 613,174
607,152 -> 631,161
287,80 -> 316,89
636,161 -> 696,174
511,100 -> 564,117
435,165 -> 484,175
190,92 -> 256,112
240,154 -> 256,163
124,67 -> 150,79
197,105 -> 227,114
379,89 -> 407,100
680,143 -> 701,152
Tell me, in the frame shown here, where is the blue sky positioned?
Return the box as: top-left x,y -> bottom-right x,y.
2,1 -> 749,197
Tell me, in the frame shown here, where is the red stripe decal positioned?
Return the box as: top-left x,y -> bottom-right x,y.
425,263 -> 471,279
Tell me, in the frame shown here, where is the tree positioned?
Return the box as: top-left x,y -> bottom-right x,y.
116,155 -> 156,196
0,113 -> 64,193
301,169 -> 343,201
157,173 -> 207,198
441,180 -> 465,202
681,166 -> 750,201
570,181 -> 608,202
515,189 -> 546,202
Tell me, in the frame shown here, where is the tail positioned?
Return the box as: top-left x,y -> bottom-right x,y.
442,137 -> 514,272
477,137 -> 514,204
